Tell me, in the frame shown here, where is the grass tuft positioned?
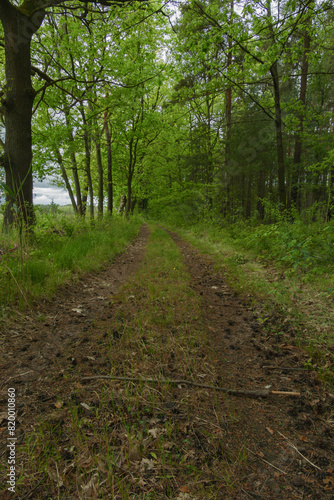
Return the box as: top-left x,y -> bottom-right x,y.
0,213 -> 142,315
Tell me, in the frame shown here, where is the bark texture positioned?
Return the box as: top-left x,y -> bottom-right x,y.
0,0 -> 45,228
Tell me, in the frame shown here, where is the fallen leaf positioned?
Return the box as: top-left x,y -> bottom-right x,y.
80,403 -> 93,411
148,428 -> 159,439
324,476 -> 334,488
96,456 -> 107,473
266,427 -> 274,435
179,485 -> 191,493
140,458 -> 155,470
54,401 -> 63,409
80,475 -> 99,495
163,442 -> 174,450
72,308 -> 84,314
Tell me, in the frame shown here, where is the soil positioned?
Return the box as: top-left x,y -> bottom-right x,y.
169,231 -> 334,499
1,224 -> 333,499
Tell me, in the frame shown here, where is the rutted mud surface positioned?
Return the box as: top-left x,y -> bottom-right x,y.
0,226 -> 150,482
170,231 -> 334,499
0,224 -> 333,499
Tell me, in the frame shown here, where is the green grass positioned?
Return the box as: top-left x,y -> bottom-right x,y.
172,220 -> 334,384
0,213 -> 143,314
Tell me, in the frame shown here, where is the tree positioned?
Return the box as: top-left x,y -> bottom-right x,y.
31,1 -> 166,217
0,0 -> 45,228
0,0 -> 151,229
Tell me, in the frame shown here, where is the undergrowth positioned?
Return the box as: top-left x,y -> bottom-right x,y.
172,217 -> 334,385
0,211 -> 142,314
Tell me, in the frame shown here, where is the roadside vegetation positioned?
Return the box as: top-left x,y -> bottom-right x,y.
172,211 -> 334,385
0,206 -> 142,317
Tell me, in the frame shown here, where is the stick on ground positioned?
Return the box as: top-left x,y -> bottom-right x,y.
82,375 -> 300,398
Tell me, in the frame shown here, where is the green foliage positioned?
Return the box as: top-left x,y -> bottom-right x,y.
239,220 -> 334,277
2,0 -> 334,230
148,188 -> 207,227
196,210 -> 333,280
0,211 -> 142,311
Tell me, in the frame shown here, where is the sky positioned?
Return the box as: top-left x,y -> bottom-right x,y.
33,179 -> 71,206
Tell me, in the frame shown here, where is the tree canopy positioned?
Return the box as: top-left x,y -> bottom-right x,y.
1,0 -> 334,226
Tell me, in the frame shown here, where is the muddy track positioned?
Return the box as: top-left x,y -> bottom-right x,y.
0,226 -> 150,451
0,224 -> 333,499
169,231 -> 334,499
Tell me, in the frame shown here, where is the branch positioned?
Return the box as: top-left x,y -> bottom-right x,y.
37,0 -> 138,12
193,0 -> 265,65
31,65 -> 54,85
82,375 -> 301,398
221,71 -> 275,121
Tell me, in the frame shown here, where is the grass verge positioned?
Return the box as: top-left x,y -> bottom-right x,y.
0,214 -> 142,316
174,223 -> 334,385
10,226 -> 248,499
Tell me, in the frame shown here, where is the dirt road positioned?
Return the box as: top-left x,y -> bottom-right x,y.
0,224 -> 333,499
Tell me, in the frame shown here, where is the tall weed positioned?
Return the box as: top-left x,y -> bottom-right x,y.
0,212 -> 142,312
241,219 -> 334,277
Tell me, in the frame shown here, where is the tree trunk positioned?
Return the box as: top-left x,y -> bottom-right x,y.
223,0 -> 233,218
55,148 -> 77,213
257,168 -> 266,220
81,182 -> 88,217
64,107 -> 83,215
125,136 -> 138,217
104,110 -> 113,215
245,173 -> 252,219
290,18 -> 311,211
94,124 -> 104,217
270,61 -> 286,208
0,2 -> 44,229
126,176 -> 133,217
80,106 -> 94,220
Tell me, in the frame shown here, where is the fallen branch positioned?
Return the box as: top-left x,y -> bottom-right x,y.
82,375 -> 300,398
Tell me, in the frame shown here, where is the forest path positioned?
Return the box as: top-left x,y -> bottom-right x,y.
168,229 -> 334,499
0,224 -> 333,499
1,224 -> 150,390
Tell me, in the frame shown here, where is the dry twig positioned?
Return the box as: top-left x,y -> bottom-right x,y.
82,375 -> 300,398
246,448 -> 287,475
262,365 -> 306,372
276,430 -> 322,470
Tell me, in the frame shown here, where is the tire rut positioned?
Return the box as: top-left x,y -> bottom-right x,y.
169,230 -> 334,500
0,224 -> 150,432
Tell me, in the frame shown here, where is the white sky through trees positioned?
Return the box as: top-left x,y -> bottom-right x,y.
33,179 -> 71,206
